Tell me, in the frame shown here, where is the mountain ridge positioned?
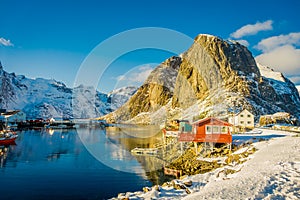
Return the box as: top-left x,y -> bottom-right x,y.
103,34 -> 300,124
0,63 -> 136,119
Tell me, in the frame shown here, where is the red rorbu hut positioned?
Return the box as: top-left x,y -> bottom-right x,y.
179,117 -> 232,144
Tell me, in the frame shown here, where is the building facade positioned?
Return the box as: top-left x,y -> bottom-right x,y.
179,117 -> 232,144
228,109 -> 254,132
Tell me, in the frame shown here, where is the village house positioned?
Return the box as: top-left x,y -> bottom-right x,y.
178,117 -> 232,144
228,109 -> 254,132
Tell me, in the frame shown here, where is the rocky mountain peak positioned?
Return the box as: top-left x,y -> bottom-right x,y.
194,34 -> 260,77
104,34 -> 300,124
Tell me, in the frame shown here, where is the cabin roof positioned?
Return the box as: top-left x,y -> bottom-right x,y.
232,109 -> 253,116
192,117 -> 232,126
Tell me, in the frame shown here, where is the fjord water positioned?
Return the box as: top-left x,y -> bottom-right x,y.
0,128 -> 163,200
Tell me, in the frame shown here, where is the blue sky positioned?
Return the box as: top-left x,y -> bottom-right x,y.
1,0 -> 300,92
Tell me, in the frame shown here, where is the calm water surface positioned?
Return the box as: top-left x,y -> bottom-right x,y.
1,127 -> 285,199
0,128 -> 163,200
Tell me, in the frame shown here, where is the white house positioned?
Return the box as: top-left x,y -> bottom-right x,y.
228,109 -> 254,132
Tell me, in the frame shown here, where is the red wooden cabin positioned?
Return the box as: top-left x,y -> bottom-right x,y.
179,117 -> 232,144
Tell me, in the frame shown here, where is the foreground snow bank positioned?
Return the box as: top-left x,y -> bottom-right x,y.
183,133 -> 300,200
113,130 -> 300,199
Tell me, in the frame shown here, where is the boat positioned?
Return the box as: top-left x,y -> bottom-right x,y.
131,147 -> 159,156
0,131 -> 18,145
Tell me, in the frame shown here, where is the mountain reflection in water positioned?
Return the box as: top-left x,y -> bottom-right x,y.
0,127 -> 175,199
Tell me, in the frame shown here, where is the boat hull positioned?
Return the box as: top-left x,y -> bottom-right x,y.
0,135 -> 18,145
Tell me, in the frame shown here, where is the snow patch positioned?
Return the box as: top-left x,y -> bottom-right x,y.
257,62 -> 285,82
296,85 -> 300,94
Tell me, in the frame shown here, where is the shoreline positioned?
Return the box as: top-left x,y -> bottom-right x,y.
112,129 -> 300,199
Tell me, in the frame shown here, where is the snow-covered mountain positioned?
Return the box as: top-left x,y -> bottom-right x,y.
0,62 -> 136,119
104,34 -> 300,124
256,63 -> 298,96
107,86 -> 137,110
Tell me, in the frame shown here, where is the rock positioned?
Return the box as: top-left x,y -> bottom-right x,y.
162,182 -> 170,187
172,180 -> 186,190
117,193 -> 125,197
179,175 -> 188,180
223,149 -> 231,155
186,188 -> 192,194
154,185 -> 160,191
233,154 -> 240,162
183,180 -> 193,187
117,193 -> 127,199
143,187 -> 151,193
225,155 -> 233,164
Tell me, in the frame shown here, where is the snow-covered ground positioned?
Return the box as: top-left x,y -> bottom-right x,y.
114,129 -> 300,199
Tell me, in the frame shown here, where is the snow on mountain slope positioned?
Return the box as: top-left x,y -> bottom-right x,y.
0,63 -> 134,119
107,86 -> 137,110
257,62 -> 285,82
257,62 -> 296,95
297,85 -> 300,94
105,35 -> 300,124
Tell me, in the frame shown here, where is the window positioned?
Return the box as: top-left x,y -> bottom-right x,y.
247,114 -> 251,118
240,121 -> 244,124
221,126 -> 228,133
240,114 -> 244,117
212,126 -> 219,133
247,121 -> 251,124
206,126 -> 212,134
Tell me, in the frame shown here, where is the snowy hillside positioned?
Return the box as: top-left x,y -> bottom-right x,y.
107,86 -> 137,110
297,85 -> 300,94
257,62 -> 286,82
257,62 -> 295,95
0,63 -> 134,119
113,130 -> 300,199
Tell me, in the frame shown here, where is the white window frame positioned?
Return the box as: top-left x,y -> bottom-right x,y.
212,126 -> 220,134
206,125 -> 212,134
221,126 -> 228,134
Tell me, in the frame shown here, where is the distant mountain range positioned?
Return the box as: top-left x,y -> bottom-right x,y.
104,34 -> 300,124
0,62 -> 137,119
2,34 -> 300,123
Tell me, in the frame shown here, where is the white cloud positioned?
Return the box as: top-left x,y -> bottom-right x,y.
116,64 -> 154,84
255,45 -> 300,76
255,32 -> 300,52
230,20 -> 273,39
0,37 -> 13,46
255,32 -> 300,85
290,76 -> 300,85
236,39 -> 249,47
